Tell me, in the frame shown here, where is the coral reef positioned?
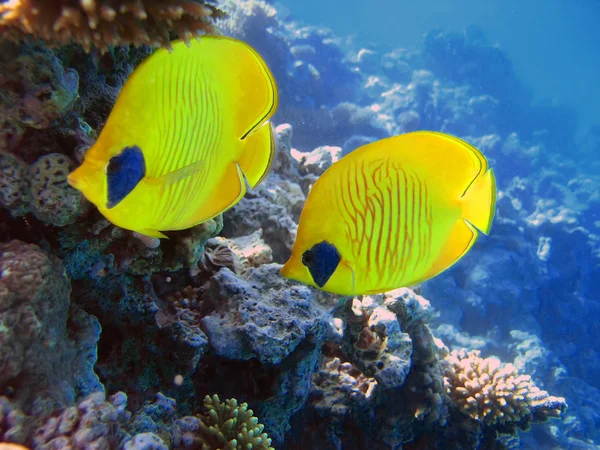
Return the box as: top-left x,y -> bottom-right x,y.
0,240 -> 102,410
31,391 -> 130,449
0,41 -> 78,151
1,390 -> 274,450
0,0 -> 225,52
443,349 -> 566,430
28,153 -> 85,226
0,0 -> 593,448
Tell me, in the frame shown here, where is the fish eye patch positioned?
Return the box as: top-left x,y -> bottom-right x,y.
107,146 -> 146,209
302,241 -> 341,287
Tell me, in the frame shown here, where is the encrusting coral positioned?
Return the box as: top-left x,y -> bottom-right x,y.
0,0 -> 225,52
443,349 -> 567,431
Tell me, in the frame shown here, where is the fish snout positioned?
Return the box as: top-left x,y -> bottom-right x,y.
67,171 -> 79,188
67,164 -> 91,191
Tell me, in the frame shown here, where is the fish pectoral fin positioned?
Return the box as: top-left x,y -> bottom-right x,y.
238,121 -> 275,188
138,228 -> 169,239
146,159 -> 205,187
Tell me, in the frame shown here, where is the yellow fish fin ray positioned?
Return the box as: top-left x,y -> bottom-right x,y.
238,121 -> 276,189
184,163 -> 247,227
144,159 -> 205,187
137,228 -> 169,239
418,219 -> 479,284
204,36 -> 278,139
460,167 -> 496,235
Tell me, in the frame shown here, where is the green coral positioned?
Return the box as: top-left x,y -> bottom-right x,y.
197,395 -> 274,450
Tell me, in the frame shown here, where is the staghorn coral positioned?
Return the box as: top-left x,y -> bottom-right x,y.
443,349 -> 567,430
0,0 -> 225,52
171,394 -> 273,450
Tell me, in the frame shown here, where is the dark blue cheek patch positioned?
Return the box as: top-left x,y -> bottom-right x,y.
107,146 -> 146,209
302,241 -> 341,288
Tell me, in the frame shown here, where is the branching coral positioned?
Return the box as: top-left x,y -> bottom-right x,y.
172,394 -> 274,450
443,349 -> 567,430
0,0 -> 225,52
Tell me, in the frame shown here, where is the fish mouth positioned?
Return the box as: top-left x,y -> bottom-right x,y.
67,173 -> 78,188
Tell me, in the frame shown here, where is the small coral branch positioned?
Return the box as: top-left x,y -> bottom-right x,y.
172,394 -> 274,449
443,349 -> 567,431
0,0 -> 225,52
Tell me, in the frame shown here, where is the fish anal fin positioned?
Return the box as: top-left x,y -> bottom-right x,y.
419,219 -> 478,283
238,122 -> 275,188
186,162 -> 247,226
146,159 -> 205,187
461,167 -> 496,235
137,229 -> 169,239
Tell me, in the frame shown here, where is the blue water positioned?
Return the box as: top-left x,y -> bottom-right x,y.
275,0 -> 600,137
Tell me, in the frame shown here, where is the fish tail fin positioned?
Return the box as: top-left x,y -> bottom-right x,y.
238,121 -> 276,188
461,167 -> 496,235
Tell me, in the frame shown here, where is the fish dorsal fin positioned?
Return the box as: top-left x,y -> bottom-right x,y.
197,36 -> 278,140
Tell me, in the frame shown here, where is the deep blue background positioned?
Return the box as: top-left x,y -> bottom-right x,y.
273,0 -> 599,136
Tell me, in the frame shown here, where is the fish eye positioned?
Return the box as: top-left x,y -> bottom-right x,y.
301,251 -> 313,266
107,157 -> 121,174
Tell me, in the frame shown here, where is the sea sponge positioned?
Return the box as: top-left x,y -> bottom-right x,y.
443,349 -> 566,429
171,394 -> 273,449
0,0 -> 225,52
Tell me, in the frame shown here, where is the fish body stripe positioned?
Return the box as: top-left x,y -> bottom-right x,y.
153,56 -> 224,227
336,158 -> 434,289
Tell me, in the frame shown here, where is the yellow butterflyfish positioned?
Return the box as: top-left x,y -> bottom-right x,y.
281,131 -> 496,296
68,36 -> 278,238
